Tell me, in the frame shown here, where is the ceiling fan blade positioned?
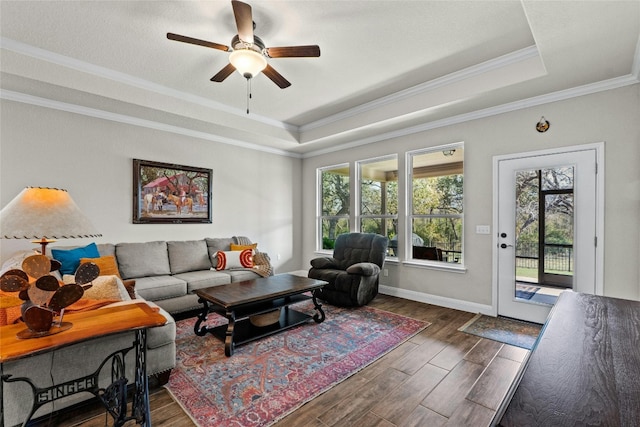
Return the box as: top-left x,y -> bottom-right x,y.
210,63 -> 236,82
266,45 -> 321,58
167,33 -> 230,52
262,64 -> 291,89
231,0 -> 254,44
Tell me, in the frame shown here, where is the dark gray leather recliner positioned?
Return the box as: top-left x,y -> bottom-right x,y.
308,233 -> 389,306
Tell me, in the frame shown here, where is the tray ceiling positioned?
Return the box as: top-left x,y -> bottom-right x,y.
1,1 -> 638,155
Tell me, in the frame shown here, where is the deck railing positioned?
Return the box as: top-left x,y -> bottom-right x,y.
516,242 -> 573,272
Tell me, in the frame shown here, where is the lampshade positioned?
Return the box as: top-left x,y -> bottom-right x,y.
0,187 -> 101,253
229,48 -> 267,79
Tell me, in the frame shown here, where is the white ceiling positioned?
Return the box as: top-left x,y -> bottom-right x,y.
1,1 -> 639,156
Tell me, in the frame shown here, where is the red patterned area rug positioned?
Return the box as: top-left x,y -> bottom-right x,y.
165,301 -> 429,427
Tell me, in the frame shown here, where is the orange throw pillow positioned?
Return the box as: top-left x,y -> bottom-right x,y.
80,255 -> 121,278
230,243 -> 257,251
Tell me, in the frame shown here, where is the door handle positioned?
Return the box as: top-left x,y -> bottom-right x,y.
500,243 -> 514,249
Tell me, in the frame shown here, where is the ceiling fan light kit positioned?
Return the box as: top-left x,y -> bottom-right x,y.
229,49 -> 267,79
167,0 -> 320,113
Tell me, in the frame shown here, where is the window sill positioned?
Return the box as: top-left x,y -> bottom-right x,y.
314,250 -> 333,257
401,259 -> 467,273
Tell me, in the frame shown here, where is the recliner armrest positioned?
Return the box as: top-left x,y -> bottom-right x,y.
310,257 -> 340,269
346,262 -> 380,276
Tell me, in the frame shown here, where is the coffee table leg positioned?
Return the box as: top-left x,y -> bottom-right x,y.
312,290 -> 325,323
225,310 -> 236,357
194,298 -> 210,336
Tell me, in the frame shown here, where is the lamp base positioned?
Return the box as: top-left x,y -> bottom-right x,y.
16,321 -> 72,339
31,238 -> 57,256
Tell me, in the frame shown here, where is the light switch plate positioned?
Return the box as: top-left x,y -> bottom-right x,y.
476,225 -> 491,234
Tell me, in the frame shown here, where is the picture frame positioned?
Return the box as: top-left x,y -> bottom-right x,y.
133,159 -> 212,224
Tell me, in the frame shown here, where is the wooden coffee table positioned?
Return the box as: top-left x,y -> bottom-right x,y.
193,273 -> 327,356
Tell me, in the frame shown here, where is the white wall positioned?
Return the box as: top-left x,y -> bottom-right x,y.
302,84 -> 640,308
2,84 -> 638,312
0,100 -> 303,273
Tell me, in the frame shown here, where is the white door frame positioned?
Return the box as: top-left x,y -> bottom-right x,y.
491,142 -> 605,317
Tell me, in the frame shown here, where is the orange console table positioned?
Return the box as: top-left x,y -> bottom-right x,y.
0,302 -> 166,426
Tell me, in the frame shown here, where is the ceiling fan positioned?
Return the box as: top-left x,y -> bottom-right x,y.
167,0 -> 321,89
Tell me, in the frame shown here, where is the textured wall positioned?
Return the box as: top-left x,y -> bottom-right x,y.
301,84 -> 640,305
0,100 -> 303,274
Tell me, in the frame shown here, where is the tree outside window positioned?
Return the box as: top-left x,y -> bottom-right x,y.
319,164 -> 350,250
358,156 -> 398,256
409,147 -> 464,263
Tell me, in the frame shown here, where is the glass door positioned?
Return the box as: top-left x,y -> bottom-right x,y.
497,149 -> 597,323
515,167 -> 574,290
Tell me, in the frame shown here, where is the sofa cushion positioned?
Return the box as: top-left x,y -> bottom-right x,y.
228,269 -> 262,282
51,243 -> 100,275
205,237 -> 235,267
96,243 -> 116,257
116,241 -> 170,279
167,240 -> 211,274
134,275 -> 186,301
173,270 -> 232,293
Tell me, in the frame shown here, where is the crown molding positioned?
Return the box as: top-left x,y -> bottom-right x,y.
299,46 -> 541,133
0,37 -> 297,134
2,36 -> 638,160
302,73 -> 639,158
0,89 -> 302,158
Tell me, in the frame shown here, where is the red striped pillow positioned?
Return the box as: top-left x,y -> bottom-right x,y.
215,249 -> 253,270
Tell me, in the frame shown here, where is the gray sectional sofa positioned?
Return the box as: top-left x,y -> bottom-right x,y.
104,236 -> 269,314
2,236 -> 267,426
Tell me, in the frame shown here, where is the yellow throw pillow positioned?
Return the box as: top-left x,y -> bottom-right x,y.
230,243 -> 257,251
80,255 -> 121,279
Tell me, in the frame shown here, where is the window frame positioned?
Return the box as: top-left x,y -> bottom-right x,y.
317,163 -> 351,252
356,154 -> 399,258
405,143 -> 465,270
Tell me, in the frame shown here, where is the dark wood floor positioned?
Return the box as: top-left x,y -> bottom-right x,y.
35,294 -> 528,427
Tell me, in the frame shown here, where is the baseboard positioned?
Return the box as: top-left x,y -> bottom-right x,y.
379,285 -> 494,315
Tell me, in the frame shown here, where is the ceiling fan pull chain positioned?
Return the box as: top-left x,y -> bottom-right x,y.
246,77 -> 251,114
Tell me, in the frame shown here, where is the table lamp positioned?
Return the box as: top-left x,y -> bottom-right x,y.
0,186 -> 101,255
0,187 -> 102,338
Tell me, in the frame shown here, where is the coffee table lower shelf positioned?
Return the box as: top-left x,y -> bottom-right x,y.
194,291 -> 326,356
204,306 -> 313,347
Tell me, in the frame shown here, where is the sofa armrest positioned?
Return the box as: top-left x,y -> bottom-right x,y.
310,257 -> 340,269
346,262 -> 380,276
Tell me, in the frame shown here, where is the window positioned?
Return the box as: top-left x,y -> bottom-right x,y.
358,156 -> 398,257
408,145 -> 464,264
318,164 -> 350,250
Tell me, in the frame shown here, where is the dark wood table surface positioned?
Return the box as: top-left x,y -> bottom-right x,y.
195,273 -> 326,309
498,291 -> 640,426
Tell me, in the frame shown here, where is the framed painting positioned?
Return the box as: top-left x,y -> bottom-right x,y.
133,159 -> 212,224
